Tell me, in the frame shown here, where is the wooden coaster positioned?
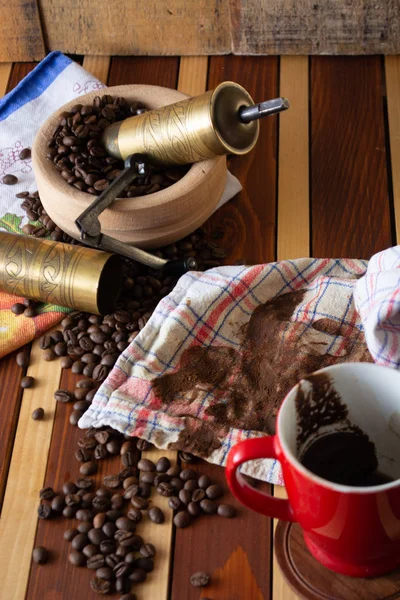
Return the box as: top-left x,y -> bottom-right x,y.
274,521 -> 400,600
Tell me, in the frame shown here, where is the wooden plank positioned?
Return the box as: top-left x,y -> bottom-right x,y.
311,57 -> 392,258
0,63 -> 12,95
177,56 -> 208,97
0,336 -> 62,600
108,56 -> 180,88
272,487 -> 299,600
0,0 -> 45,61
230,0 -> 400,55
0,61 -> 38,511
385,55 -> 400,242
277,56 -> 309,260
206,56 -> 279,265
82,56 -> 110,84
171,461 -> 270,600
39,0 -> 230,57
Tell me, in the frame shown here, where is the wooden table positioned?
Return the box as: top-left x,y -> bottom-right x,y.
0,53 -> 399,600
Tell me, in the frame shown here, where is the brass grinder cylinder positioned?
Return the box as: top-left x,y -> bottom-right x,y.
0,232 -> 122,315
103,81 -> 260,164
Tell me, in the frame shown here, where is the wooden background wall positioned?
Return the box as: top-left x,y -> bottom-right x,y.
2,0 -> 400,61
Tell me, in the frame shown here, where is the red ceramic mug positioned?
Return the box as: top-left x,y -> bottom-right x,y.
226,363 -> 400,577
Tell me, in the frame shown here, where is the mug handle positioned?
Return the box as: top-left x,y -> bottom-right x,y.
226,437 -> 295,522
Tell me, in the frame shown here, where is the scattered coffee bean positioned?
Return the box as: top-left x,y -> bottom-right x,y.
192,489 -> 206,503
148,506 -> 164,524
198,474 -> 212,490
60,356 -> 74,369
16,351 -> 29,368
32,546 -> 48,564
137,458 -> 155,472
106,439 -> 120,455
218,504 -> 236,518
70,409 -> 84,426
87,554 -> 105,570
78,522 -> 93,534
184,479 -> 198,493
168,496 -> 182,511
156,456 -> 171,473
2,174 -> 18,185
178,489 -> 191,505
80,461 -> 98,476
39,486 -> 55,500
136,438 -> 151,451
63,506 -> 77,518
11,302 -> 25,315
21,375 -> 34,389
188,501 -> 201,517
174,510 -> 191,528
69,549 -> 86,566
51,495 -> 65,512
206,484 -> 223,500
76,508 -> 94,521
139,543 -> 155,558
134,557 -> 154,572
190,571 -> 210,587
96,566 -> 114,581
130,496 -> 149,510
156,481 -> 174,497
127,507 -> 142,523
54,389 -> 73,403
179,451 -> 197,463
64,528 -> 79,542
71,533 -> 89,551
180,468 -> 197,482
43,348 -> 56,361
100,539 -> 117,555
90,576 -> 111,594
103,474 -> 121,488
37,503 -> 52,519
19,147 -> 31,160
76,477 -> 93,490
129,567 -> 147,583
83,544 -> 99,559
63,481 -> 77,495
200,499 -> 217,514
32,407 -> 44,420
115,517 -> 136,531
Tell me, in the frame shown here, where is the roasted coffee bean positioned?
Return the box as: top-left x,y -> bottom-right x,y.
192,489 -> 206,503
184,479 -> 198,493
106,509 -> 123,522
115,517 -> 136,531
105,553 -> 119,568
123,476 -> 138,490
86,388 -> 98,402
106,439 -> 121,455
120,441 -> 133,455
103,474 -> 120,489
24,306 -> 37,318
88,528 -> 107,545
96,487 -> 112,498
90,576 -> 111,594
123,484 -> 140,499
81,352 -> 98,364
113,561 -> 131,578
2,174 -> 18,185
64,528 -> 79,542
180,468 -> 197,482
77,523 -> 92,536
139,543 -> 155,558
188,501 -> 201,517
76,377 -> 95,389
93,512 -> 106,529
51,495 -> 65,512
92,495 -> 111,511
111,494 -> 124,509
61,356 -> 74,369
69,549 -> 86,566
71,360 -> 84,374
206,484 -> 223,500
54,389 -> 73,403
96,566 -> 114,581
129,567 -> 147,583
130,496 -> 148,510
170,477 -> 184,492
200,499 -> 217,514
65,493 -> 81,506
116,576 -> 130,594
80,492 -> 95,507
94,443 -> 108,460
139,483 -> 152,498
178,489 -> 191,505
116,545 -> 129,559
71,533 -> 89,551
95,430 -> 110,444
120,594 -> 136,600
127,507 -> 142,523
74,388 -> 88,402
190,571 -> 210,587
153,473 -> 169,487
136,438 -> 151,451
121,452 -> 134,467
63,481 -> 77,495
174,510 -> 191,528
21,375 -> 34,388
63,506 -> 77,518
140,471 -> 156,485
70,409 -> 84,425
156,481 -> 174,497
168,496 -> 182,511
32,407 -> 44,420
87,554 -> 105,569
218,504 -> 236,518
37,503 -> 52,519
16,351 -> 29,368
179,451 -> 197,463
80,460 -> 98,476
155,456 -> 171,473
54,341 -> 67,356
32,546 -> 48,564
75,447 -> 93,462
83,544 -> 99,559
74,398 -> 91,411
43,348 -> 56,361
116,531 -> 138,548
19,147 -> 32,160
102,521 -> 117,539
118,467 -> 133,481
197,474 -> 212,490
100,539 -> 117,555
148,506 -> 164,524
76,477 -> 93,490
39,486 -> 55,500
134,557 -> 154,572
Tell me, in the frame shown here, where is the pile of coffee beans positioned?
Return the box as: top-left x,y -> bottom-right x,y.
47,94 -> 189,198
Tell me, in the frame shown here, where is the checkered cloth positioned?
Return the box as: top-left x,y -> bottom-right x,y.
354,245 -> 400,367
79,256 -> 379,484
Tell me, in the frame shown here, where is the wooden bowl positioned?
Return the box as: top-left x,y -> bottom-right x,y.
32,85 -> 227,248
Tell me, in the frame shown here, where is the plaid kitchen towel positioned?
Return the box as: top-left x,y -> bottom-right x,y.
79,256 -> 377,484
0,51 -> 241,358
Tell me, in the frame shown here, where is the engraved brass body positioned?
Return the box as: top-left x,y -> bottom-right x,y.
0,232 -> 122,315
103,81 -> 260,164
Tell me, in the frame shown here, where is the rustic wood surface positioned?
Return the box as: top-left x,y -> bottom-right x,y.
0,0 -> 45,62
3,1 -> 400,60
0,53 -> 399,600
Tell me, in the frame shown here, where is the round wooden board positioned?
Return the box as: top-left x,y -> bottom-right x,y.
274,521 -> 400,600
